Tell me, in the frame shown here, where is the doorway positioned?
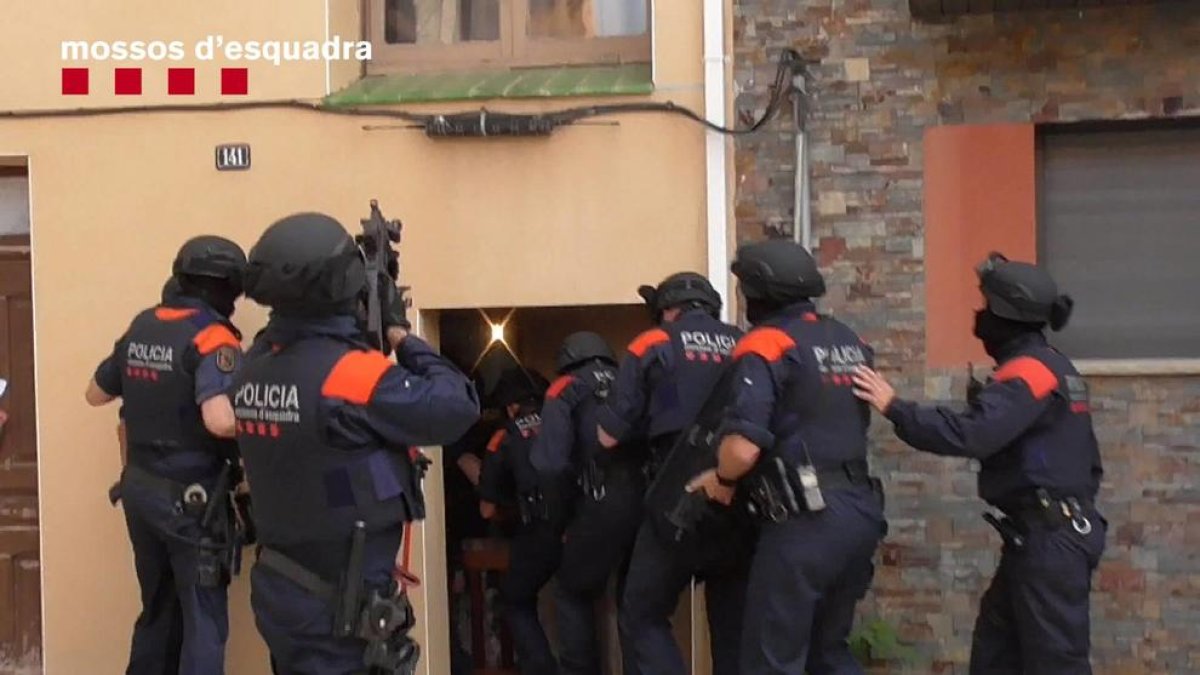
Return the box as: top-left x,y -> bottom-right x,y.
433,304 -> 699,675
0,160 -> 40,673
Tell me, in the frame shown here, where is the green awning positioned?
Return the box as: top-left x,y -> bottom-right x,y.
324,64 -> 653,106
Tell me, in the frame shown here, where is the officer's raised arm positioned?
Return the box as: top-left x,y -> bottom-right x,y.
364,336 -> 480,448
854,364 -> 1054,460
529,375 -> 577,475
596,328 -> 662,447
86,335 -> 127,406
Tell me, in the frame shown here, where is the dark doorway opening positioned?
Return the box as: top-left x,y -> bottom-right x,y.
438,304 -> 650,675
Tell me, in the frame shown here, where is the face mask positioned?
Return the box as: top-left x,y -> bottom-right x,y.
745,297 -> 780,325
973,309 -> 1040,359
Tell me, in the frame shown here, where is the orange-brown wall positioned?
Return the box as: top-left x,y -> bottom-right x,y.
923,124 -> 1037,369
0,0 -> 721,672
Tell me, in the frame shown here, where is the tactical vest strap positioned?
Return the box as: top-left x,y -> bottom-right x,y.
257,546 -> 337,602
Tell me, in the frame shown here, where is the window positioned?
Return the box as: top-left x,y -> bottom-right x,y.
1037,123 -> 1200,361
367,0 -> 651,71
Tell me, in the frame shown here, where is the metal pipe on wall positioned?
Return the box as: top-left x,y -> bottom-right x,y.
703,0 -> 731,323
792,68 -> 812,250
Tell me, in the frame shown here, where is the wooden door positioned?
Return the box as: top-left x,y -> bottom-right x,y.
0,245 -> 40,673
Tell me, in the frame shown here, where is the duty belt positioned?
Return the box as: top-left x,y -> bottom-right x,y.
992,488 -> 1094,541
746,458 -> 877,523
122,464 -> 211,516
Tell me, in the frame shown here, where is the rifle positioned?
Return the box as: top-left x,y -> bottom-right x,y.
358,200 -> 406,352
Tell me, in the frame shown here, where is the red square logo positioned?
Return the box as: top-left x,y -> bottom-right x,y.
114,68 -> 142,95
61,68 -> 89,95
221,68 -> 248,95
167,68 -> 195,95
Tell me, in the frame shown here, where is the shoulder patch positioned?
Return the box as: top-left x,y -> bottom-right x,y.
215,345 -> 239,373
321,350 -> 393,405
156,307 -> 199,322
627,328 -> 670,358
486,429 -> 508,453
193,324 -> 241,356
994,356 -> 1058,400
733,327 -> 796,363
547,375 -> 576,400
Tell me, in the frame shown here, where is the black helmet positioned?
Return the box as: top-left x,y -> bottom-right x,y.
173,236 -> 246,291
637,272 -> 721,320
492,368 -> 545,408
556,331 -> 615,374
161,277 -> 183,303
731,240 -> 825,302
243,213 -> 366,316
976,252 -> 1074,330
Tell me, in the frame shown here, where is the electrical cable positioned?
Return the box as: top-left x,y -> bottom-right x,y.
0,50 -> 804,137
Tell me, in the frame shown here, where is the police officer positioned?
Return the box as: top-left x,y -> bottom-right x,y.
233,213 -> 479,674
479,368 -> 559,675
691,240 -> 887,675
530,332 -> 642,675
86,236 -> 248,675
598,272 -> 745,675
852,253 -> 1105,675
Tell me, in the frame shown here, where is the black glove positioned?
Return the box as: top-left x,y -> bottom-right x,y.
381,275 -> 410,330
966,363 -> 984,408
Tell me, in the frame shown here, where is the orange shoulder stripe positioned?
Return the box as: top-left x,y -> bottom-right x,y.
486,429 -> 508,453
156,307 -> 198,322
193,324 -> 241,355
320,350 -> 393,405
733,327 -> 796,362
627,328 -> 669,358
994,356 -> 1058,400
547,375 -> 575,399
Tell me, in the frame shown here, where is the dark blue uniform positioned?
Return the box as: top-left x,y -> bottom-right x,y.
530,360 -> 643,675
233,316 -> 478,675
722,304 -> 886,675
94,297 -> 244,675
599,309 -> 745,675
884,333 -> 1105,675
479,402 -> 560,675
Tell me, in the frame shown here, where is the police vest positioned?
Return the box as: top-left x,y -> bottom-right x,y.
978,346 -> 1103,506
504,404 -> 544,495
634,311 -> 743,441
737,311 -> 873,469
232,336 -> 419,546
121,305 -> 240,481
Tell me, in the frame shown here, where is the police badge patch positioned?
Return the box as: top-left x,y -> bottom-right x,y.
216,346 -> 238,373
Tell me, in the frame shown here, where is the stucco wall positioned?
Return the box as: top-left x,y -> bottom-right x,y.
0,1 -> 717,672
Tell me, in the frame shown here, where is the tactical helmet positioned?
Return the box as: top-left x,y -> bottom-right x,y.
243,213 -> 366,316
556,331 -> 615,374
172,236 -> 247,291
161,277 -> 183,303
731,240 -> 826,302
976,252 -> 1074,330
492,368 -> 546,408
637,272 -> 722,319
